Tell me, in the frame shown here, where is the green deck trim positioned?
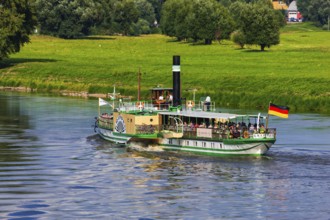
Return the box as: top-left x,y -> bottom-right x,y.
164,148 -> 263,157
181,135 -> 275,144
161,143 -> 263,152
98,132 -> 129,142
126,110 -> 159,115
113,132 -> 158,139
223,138 -> 276,145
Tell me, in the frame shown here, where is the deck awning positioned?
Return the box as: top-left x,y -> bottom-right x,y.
159,110 -> 267,121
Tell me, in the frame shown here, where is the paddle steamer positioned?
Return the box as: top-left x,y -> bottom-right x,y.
94,56 -> 276,156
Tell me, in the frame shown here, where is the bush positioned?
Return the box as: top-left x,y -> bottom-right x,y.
231,30 -> 246,49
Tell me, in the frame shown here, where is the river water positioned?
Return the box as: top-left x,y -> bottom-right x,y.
0,92 -> 330,220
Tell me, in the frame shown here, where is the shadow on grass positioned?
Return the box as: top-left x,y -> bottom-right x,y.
166,38 -> 181,43
0,58 -> 58,68
76,36 -> 117,40
242,49 -> 269,53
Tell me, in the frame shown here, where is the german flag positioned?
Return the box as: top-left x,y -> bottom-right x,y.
268,103 -> 289,118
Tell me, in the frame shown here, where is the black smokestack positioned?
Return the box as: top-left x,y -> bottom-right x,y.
172,56 -> 181,107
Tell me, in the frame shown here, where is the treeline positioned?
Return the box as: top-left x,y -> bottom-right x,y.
297,0 -> 330,29
1,0 -> 329,60
34,0 -> 285,50
161,0 -> 285,50
35,0 -> 163,38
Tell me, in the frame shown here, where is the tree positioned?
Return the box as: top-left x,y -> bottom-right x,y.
174,0 -> 192,41
214,3 -> 235,42
297,0 -> 330,27
161,0 -> 233,44
160,0 -> 182,38
89,0 -> 116,35
36,0 -> 104,39
191,0 -> 221,44
133,0 -> 156,34
114,0 -> 140,35
0,0 -> 37,60
239,3 -> 280,51
231,30 -> 246,48
147,0 -> 164,24
135,0 -> 155,24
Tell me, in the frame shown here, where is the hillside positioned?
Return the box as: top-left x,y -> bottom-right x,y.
0,23 -> 329,113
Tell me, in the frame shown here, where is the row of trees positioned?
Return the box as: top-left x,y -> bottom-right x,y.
161,0 -> 234,45
1,0 -> 329,60
35,0 -> 162,39
161,0 -> 284,50
297,0 -> 330,28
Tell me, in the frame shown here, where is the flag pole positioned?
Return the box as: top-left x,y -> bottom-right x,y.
266,101 -> 271,130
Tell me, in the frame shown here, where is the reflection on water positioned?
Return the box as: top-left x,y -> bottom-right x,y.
1,92 -> 330,219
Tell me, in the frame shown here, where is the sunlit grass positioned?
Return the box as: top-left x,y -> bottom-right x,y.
0,23 -> 329,113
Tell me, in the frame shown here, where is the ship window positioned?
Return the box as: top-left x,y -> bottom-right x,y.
203,142 -> 206,148
195,141 -> 198,147
169,139 -> 172,144
187,141 -> 189,146
150,118 -> 153,122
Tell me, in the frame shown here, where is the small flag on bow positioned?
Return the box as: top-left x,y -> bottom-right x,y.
99,98 -> 109,106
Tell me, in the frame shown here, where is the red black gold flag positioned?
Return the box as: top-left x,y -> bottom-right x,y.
268,103 -> 289,118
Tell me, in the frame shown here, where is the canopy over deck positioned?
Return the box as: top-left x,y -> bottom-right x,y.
159,110 -> 266,121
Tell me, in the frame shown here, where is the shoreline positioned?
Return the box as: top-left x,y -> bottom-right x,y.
0,86 -> 107,98
1,86 -> 329,115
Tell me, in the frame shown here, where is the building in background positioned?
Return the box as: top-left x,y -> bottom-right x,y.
287,0 -> 303,22
272,0 -> 288,10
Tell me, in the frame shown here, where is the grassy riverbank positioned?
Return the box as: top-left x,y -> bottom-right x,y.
0,23 -> 329,113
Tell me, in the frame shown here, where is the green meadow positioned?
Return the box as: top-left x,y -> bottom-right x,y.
0,22 -> 329,113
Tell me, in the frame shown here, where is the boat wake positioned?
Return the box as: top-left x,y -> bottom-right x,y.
128,140 -> 164,152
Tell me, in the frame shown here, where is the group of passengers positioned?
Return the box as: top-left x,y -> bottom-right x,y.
181,121 -> 267,139
156,93 -> 173,109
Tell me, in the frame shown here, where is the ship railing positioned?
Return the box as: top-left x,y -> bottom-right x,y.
117,101 -> 159,112
251,128 -> 276,139
135,124 -> 159,135
180,126 -> 276,140
98,115 -> 113,129
162,125 -> 184,133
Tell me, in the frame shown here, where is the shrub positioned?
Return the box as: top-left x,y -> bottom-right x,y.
231,30 -> 246,49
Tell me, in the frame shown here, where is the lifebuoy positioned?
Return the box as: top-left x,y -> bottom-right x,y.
187,100 -> 195,108
136,101 -> 144,109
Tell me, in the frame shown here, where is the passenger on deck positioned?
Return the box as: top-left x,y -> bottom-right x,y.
243,129 -> 249,139
168,94 -> 173,102
253,128 -> 258,134
229,127 -> 234,139
225,129 -> 230,139
189,122 -> 194,130
205,96 -> 211,111
259,124 -> 265,134
233,129 -> 241,138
